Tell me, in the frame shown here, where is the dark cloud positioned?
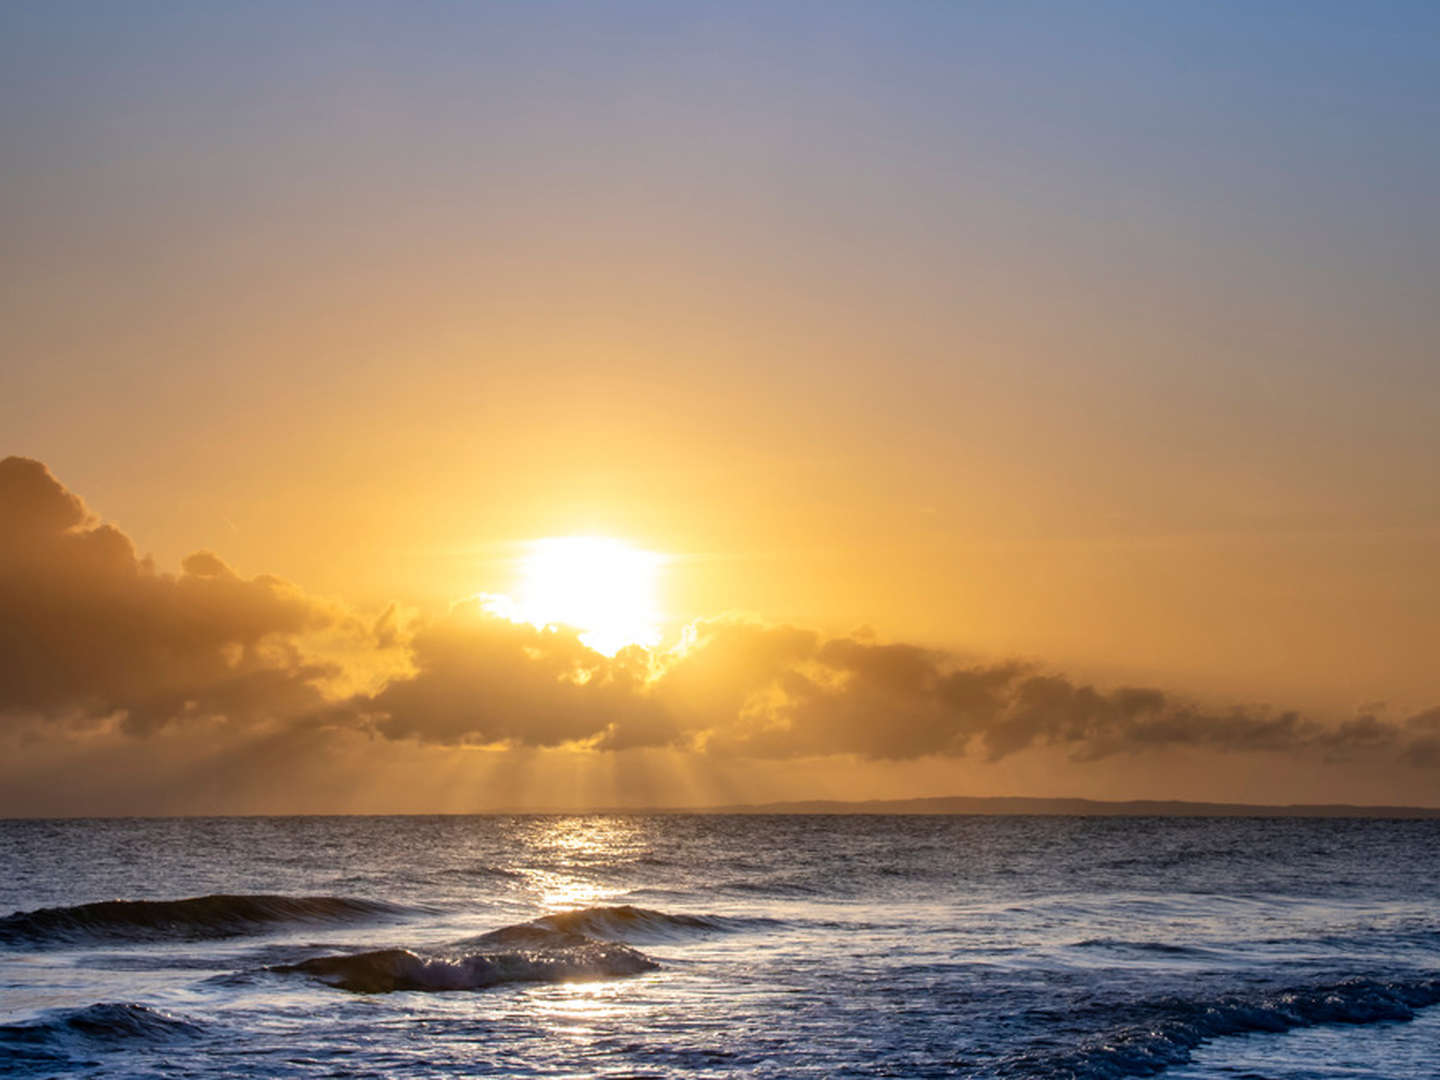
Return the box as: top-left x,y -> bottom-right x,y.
0,456 -> 336,732
1400,709 -> 1440,768
1313,713 -> 1399,762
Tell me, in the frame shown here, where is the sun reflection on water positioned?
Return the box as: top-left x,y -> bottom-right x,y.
530,978 -> 643,1032
518,816 -> 652,911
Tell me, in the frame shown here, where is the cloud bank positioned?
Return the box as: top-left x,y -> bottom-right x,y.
0,456 -> 336,734
343,602 -> 1418,767
3,456 -> 1438,806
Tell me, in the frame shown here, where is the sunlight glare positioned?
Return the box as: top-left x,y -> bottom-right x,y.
511,537 -> 663,655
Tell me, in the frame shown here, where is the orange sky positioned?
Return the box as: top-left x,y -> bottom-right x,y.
3,4 -> 1438,812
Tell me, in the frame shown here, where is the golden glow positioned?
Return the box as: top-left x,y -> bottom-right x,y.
520,816 -> 647,909
508,537 -> 663,655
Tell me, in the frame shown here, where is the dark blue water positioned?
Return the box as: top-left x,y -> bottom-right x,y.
2,815 -> 1438,1078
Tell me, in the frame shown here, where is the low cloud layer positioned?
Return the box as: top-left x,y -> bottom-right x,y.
345,603 -> 1424,768
3,456 -> 1438,805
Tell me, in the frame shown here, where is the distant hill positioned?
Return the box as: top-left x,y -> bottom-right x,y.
676,795 -> 1440,818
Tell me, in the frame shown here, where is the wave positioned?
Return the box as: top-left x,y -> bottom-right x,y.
272,941 -> 657,993
456,905 -> 772,951
269,904 -> 751,993
0,894 -> 404,948
719,877 -> 824,897
998,975 -> 1440,1079
0,1002 -> 203,1070
1069,937 -> 1222,958
446,864 -> 525,880
526,904 -> 762,943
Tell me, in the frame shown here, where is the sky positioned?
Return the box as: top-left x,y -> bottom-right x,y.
3,2 -> 1438,813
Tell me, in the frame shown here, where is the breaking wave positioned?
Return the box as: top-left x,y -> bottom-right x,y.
999,976 -> 1440,1079
0,894 -> 404,948
273,942 -> 657,993
268,904 -> 754,993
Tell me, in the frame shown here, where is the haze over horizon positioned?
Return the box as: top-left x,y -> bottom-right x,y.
4,2 -> 1439,814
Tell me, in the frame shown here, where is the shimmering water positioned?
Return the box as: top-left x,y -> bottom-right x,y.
2,815 -> 1438,1078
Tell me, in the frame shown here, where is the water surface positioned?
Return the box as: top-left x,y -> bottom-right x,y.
2,815 -> 1436,1078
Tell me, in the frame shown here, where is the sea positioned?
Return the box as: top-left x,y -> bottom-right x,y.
2,815 -> 1438,1079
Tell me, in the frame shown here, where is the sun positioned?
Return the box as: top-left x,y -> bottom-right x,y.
508,537 -> 663,655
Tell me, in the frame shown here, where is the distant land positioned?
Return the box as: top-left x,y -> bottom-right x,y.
638,795 -> 1440,818
11,797 -> 1440,819
446,796 -> 1440,818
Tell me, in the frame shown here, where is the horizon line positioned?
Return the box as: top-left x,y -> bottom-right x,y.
5,794 -> 1440,821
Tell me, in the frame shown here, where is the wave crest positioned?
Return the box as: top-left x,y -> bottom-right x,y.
1000,976 -> 1440,1079
528,904 -> 747,942
267,904 -> 743,993
0,894 -> 403,948
0,1002 -> 203,1053
273,942 -> 656,993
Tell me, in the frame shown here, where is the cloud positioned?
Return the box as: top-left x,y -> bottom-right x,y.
0,456 -> 337,733
1403,738 -> 1440,769
1405,706 -> 1440,732
650,627 -> 1406,765
344,606 -> 1440,771
5,455 -> 1440,792
358,597 -> 663,747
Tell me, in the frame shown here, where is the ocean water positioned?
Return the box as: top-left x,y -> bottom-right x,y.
1,815 -> 1438,1079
